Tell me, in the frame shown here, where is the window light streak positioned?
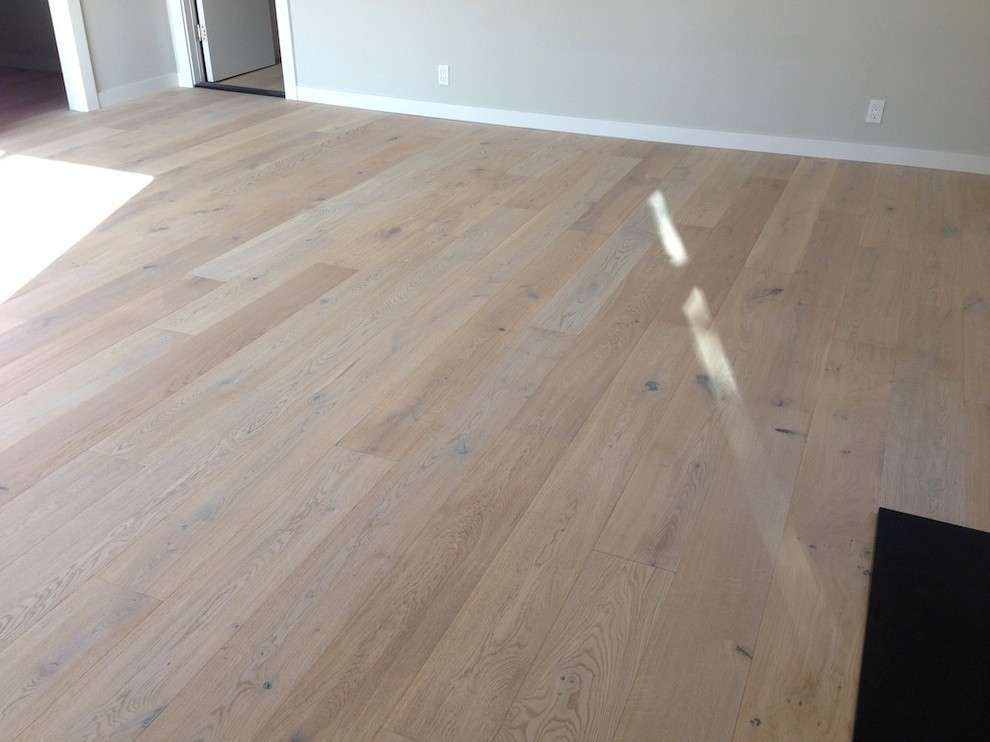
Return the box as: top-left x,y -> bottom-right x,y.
0,155 -> 152,303
682,287 -> 738,399
648,190 -> 688,267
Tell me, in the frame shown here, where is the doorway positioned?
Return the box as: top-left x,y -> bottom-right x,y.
0,1 -> 68,123
165,0 -> 298,100
194,0 -> 283,96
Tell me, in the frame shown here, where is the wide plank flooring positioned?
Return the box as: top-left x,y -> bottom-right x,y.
1,68 -> 988,740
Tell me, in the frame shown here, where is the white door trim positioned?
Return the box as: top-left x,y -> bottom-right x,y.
47,0 -> 99,111
164,0 -> 297,100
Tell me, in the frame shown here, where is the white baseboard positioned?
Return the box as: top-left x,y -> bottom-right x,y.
0,53 -> 61,73
297,87 -> 990,175
98,73 -> 180,108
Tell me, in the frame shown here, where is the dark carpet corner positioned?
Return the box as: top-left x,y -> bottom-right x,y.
854,507 -> 990,741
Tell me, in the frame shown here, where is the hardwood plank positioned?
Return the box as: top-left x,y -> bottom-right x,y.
596,368 -> 737,571
735,210 -> 862,411
0,451 -> 142,565
340,229 -> 605,459
611,404 -> 810,742
529,215 -> 655,335
819,160 -> 880,216
834,245 -> 907,348
960,175 -> 990,405
675,149 -> 763,228
387,323 -> 694,742
745,158 -> 838,273
965,403 -> 990,531
0,578 -> 159,740
0,277 -> 216,407
100,205 -> 536,466
0,327 -> 187,451
159,430 -> 563,741
0,263 -> 349,495
98,445 -> 391,600
733,339 -> 894,740
570,148 -> 685,234
20,450 -> 390,740
859,165 -> 919,250
496,552 -> 672,742
652,175 -> 787,327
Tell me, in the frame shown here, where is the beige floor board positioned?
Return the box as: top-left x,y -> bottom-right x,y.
0,361 -> 335,655
99,440 -> 391,600
387,322 -> 694,742
511,243 -> 680,444
834,244 -> 908,347
190,151 -> 446,280
819,160 -> 881,215
505,150 -> 614,211
142,104 -> 374,179
675,149 -> 764,228
748,152 -> 801,181
0,276 -> 218,406
596,372 -> 737,571
15,125 -> 122,160
733,339 -> 894,740
140,329 -> 572,741
859,164 -> 920,249
154,262 -> 354,336
496,552 -> 673,742
612,403 -> 810,742
653,175 -> 787,326
961,179 -> 990,405
0,327 -> 188,450
99,206 -> 535,466
649,146 -> 732,217
0,451 -> 142,565
570,148 -> 686,234
22,450 -> 389,740
341,229 -> 606,459
746,157 -> 838,272
882,334 -> 967,524
0,264 -> 346,496
160,430 -> 562,741
529,216 -> 657,335
376,731 -> 415,742
0,578 -> 159,740
0,270 -> 213,367
965,403 -> 990,531
737,210 -> 862,411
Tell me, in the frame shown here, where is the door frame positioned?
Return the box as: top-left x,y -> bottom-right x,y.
165,0 -> 298,99
47,0 -> 99,111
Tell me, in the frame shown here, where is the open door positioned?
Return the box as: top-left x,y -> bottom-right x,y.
195,0 -> 276,82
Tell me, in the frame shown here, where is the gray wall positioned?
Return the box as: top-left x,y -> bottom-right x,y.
0,0 -> 60,71
289,0 -> 990,156
80,0 -> 175,93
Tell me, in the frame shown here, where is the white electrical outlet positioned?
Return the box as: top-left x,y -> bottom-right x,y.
438,64 -> 449,86
866,99 -> 885,124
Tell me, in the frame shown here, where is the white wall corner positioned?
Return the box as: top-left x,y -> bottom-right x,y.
296,87 -> 990,176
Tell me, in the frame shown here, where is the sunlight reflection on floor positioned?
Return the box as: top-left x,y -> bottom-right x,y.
0,155 -> 152,303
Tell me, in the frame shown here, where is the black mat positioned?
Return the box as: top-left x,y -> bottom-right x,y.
854,508 -> 990,741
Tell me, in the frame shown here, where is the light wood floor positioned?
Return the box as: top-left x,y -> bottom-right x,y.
219,63 -> 284,94
1,68 -> 988,741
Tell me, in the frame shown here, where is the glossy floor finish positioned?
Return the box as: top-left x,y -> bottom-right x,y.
1,68 -> 988,740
